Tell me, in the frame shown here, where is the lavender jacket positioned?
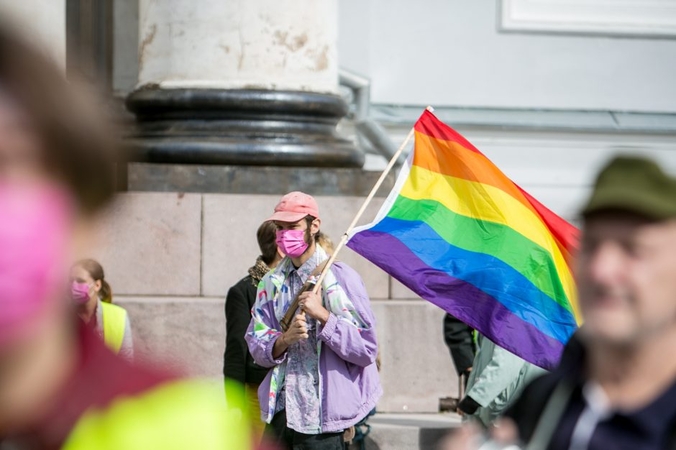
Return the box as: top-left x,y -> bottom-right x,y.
245,260 -> 382,433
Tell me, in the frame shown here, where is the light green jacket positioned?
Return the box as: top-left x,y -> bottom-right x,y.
464,335 -> 547,427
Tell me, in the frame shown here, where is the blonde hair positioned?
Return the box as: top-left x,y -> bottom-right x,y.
316,231 -> 334,255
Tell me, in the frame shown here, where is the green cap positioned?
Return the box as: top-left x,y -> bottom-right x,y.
582,155 -> 676,220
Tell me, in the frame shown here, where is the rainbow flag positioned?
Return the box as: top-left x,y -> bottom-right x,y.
347,110 -> 580,369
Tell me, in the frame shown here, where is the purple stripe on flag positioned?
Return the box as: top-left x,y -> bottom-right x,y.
348,229 -> 565,369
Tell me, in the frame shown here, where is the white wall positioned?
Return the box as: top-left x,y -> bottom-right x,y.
338,0 -> 676,112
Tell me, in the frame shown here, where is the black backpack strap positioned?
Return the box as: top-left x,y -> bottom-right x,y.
524,380 -> 574,450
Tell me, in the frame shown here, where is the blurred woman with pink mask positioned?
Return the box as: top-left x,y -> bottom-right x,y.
0,22 -> 256,450
71,259 -> 133,359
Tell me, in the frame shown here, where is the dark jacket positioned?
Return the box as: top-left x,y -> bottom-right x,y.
223,275 -> 269,386
506,334 -> 676,449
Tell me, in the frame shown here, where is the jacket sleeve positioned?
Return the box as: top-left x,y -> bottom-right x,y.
245,282 -> 287,369
465,339 -> 526,407
119,314 -> 134,361
223,281 -> 249,384
317,264 -> 378,368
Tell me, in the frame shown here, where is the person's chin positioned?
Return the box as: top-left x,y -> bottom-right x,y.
579,309 -> 635,344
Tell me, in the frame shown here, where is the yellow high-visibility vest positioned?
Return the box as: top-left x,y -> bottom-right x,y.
100,302 -> 127,354
63,379 -> 252,450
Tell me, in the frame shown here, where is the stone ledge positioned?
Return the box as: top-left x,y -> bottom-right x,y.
353,413 -> 460,450
126,163 -> 396,196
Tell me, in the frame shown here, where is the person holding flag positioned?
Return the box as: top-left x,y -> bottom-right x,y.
245,192 -> 381,450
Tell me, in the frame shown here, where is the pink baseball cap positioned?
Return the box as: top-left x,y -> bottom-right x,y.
267,191 -> 320,223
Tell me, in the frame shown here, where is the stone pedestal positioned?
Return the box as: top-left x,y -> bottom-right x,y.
127,0 -> 363,167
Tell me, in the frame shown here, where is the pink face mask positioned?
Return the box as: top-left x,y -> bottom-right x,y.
71,281 -> 91,305
276,229 -> 309,258
0,182 -> 73,346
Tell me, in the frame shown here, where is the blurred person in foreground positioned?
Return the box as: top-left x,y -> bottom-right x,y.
246,192 -> 382,450
0,25 -> 254,449
444,155 -> 676,449
224,221 -> 284,439
71,259 -> 133,359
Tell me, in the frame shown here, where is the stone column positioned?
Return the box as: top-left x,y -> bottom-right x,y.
0,0 -> 66,69
126,0 -> 363,168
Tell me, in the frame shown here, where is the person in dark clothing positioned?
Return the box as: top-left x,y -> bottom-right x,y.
224,220 -> 284,437
443,313 -> 475,380
502,156 -> 676,449
440,314 -> 475,412
442,156 -> 676,450
505,332 -> 676,450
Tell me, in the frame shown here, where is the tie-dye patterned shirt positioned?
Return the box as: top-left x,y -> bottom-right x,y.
246,244 -> 380,433
272,250 -> 325,433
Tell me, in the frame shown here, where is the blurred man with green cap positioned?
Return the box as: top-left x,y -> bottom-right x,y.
444,155 -> 676,449
494,155 -> 676,449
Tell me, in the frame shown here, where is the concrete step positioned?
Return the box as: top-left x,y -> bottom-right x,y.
348,413 -> 461,450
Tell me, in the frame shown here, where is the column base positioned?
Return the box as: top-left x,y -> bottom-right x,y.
125,88 -> 364,168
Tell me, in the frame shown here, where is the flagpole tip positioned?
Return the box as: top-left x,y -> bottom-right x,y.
426,106 -> 435,112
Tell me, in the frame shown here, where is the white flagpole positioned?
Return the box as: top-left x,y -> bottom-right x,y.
311,106 -> 433,293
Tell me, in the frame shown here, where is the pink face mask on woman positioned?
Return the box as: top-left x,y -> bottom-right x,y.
0,182 -> 73,346
276,229 -> 309,258
71,281 -> 91,305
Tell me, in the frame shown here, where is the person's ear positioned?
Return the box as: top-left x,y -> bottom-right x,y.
311,218 -> 321,235
94,280 -> 102,293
